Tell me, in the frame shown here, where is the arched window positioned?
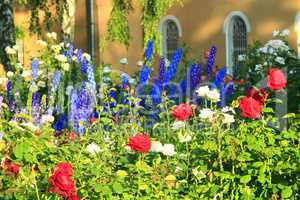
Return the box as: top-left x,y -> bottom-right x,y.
295,12 -> 300,58
224,11 -> 251,76
159,15 -> 182,61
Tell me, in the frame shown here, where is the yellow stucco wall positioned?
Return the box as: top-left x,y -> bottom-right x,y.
6,0 -> 300,76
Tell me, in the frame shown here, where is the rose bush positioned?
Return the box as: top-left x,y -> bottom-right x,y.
0,32 -> 299,200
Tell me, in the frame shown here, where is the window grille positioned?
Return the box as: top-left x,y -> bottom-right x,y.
165,20 -> 179,61
232,16 -> 247,76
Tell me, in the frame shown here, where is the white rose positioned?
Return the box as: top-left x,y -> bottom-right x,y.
120,58 -> 128,65
206,89 -> 220,102
150,141 -> 163,153
162,144 -> 176,156
172,121 -> 186,130
6,71 -> 14,78
221,106 -> 235,114
196,86 -> 210,97
86,143 -> 101,155
199,108 -> 215,120
223,113 -> 235,124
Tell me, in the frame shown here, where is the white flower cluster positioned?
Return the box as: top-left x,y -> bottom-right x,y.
196,86 -> 220,102
5,45 -> 19,55
46,32 -> 57,40
86,143 -> 102,155
151,141 -> 176,156
272,29 -> 290,37
259,39 -> 289,54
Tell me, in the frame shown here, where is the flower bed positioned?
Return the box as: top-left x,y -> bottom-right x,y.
0,32 -> 299,199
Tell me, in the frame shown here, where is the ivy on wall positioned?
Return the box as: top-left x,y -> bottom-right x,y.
105,0 -> 181,54
16,0 -> 68,35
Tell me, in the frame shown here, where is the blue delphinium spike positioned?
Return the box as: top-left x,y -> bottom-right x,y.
6,80 -> 14,112
121,73 -> 129,89
165,48 -> 183,83
139,65 -> 151,84
52,70 -> 61,91
150,79 -> 162,105
206,46 -> 217,80
158,57 -> 165,84
31,59 -> 39,80
145,40 -> 154,62
76,49 -> 83,62
32,92 -> 40,125
214,67 -> 227,87
53,113 -> 68,132
81,59 -> 88,74
190,63 -> 202,90
68,44 -> 74,61
87,63 -> 96,92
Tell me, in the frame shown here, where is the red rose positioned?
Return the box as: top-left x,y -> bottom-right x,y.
239,97 -> 262,119
246,87 -> 268,105
128,134 -> 151,153
54,162 -> 73,176
49,171 -> 76,197
171,103 -> 193,121
3,159 -> 21,175
267,68 -> 287,90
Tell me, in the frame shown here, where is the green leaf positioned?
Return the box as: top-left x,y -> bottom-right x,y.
240,175 -> 251,184
282,113 -> 296,119
281,187 -> 292,198
112,182 -> 123,194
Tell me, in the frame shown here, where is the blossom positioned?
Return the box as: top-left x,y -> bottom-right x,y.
179,134 -> 192,143
128,134 -> 151,153
5,46 -> 16,55
137,60 -> 144,66
196,86 -> 210,97
22,122 -> 38,132
51,45 -> 62,53
83,53 -> 91,61
86,143 -> 101,155
62,63 -> 70,71
267,68 -> 287,90
171,121 -> 186,130
275,57 -> 285,65
41,114 -> 55,124
36,40 -> 47,47
103,66 -> 111,73
206,89 -> 220,102
150,141 -> 163,153
0,132 -> 3,140
238,54 -> 246,61
239,97 -> 262,119
199,108 -> 215,120
6,71 -> 14,78
29,83 -> 38,93
221,106 -> 235,114
171,103 -> 193,121
246,87 -> 268,105
31,59 -> 39,80
21,70 -> 31,79
55,54 -> 68,63
3,158 -> 21,175
49,163 -> 77,198
119,58 -> 128,65
282,29 -> 290,37
162,144 -> 176,156
47,32 -> 57,40
37,81 -> 46,88
145,40 -> 154,62
222,113 -> 235,124
272,30 -> 280,37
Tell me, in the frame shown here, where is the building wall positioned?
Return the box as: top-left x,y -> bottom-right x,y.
2,0 -> 299,76
96,0 -> 300,73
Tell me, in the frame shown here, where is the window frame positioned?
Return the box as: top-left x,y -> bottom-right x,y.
159,15 -> 182,59
224,11 -> 251,75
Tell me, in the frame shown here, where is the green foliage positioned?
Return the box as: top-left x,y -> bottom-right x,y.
17,0 -> 68,35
